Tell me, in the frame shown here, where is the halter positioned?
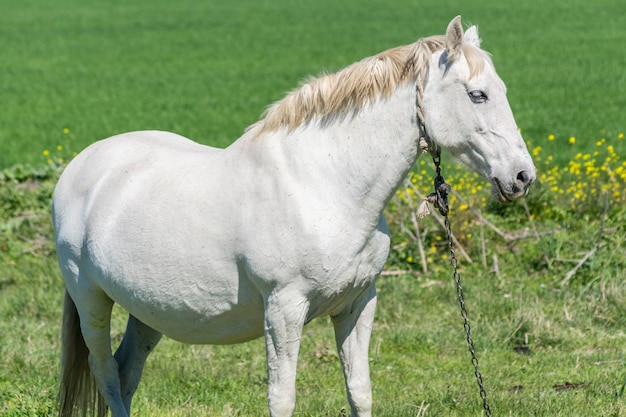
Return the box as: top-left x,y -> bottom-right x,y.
414,65 -> 450,218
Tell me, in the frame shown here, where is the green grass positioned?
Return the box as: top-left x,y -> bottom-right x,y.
1,0 -> 624,168
1,0 -> 625,416
2,164 -> 626,416
1,161 -> 626,416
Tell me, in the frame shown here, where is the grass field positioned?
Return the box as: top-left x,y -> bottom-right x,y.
1,0 -> 625,416
1,0 -> 625,169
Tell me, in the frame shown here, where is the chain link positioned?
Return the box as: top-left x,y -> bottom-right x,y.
428,150 -> 492,417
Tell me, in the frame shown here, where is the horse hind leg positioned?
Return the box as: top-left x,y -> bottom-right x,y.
63,288 -> 129,417
60,290 -> 107,417
114,315 -> 162,414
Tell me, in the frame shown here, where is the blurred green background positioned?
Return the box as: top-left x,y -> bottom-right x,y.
1,0 -> 624,169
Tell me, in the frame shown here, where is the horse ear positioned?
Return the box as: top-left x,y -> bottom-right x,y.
464,25 -> 481,48
445,16 -> 464,60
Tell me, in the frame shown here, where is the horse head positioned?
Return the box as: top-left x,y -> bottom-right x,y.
423,16 -> 535,202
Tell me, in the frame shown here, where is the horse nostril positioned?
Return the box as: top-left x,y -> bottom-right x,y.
517,170 -> 532,186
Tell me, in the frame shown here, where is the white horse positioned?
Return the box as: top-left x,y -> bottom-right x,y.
54,16 -> 534,417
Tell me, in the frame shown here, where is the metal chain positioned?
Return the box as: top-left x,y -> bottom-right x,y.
414,54 -> 491,415
427,149 -> 492,417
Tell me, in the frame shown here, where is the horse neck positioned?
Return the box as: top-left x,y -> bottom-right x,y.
271,82 -> 420,222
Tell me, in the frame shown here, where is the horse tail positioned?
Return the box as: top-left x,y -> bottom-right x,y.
60,290 -> 107,417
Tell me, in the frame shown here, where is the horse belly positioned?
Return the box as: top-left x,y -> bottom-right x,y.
101,266 -> 267,345
132,300 -> 266,345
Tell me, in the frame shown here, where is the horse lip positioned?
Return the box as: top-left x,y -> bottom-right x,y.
491,178 -> 510,203
491,177 -> 526,203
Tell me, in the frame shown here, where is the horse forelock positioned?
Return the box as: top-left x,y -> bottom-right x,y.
460,43 -> 492,79
251,34 -> 490,136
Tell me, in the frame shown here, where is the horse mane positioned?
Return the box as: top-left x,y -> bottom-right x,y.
252,35 -> 490,135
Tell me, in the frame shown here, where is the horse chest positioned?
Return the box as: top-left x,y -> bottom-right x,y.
278,221 -> 391,318
334,227 -> 389,286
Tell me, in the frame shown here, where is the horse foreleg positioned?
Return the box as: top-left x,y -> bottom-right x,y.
332,285 -> 377,417
263,289 -> 310,417
114,315 -> 162,415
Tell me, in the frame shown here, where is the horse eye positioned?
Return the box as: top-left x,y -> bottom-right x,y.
468,90 -> 488,103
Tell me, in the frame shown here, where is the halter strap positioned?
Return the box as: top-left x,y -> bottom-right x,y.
415,65 -> 449,218
414,54 -> 439,156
